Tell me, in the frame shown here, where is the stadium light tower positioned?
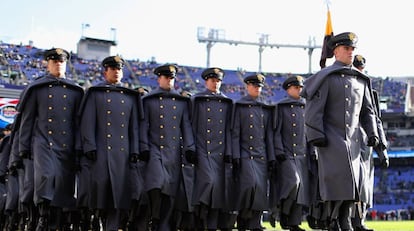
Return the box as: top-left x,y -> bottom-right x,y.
197,27 -> 322,73
197,27 -> 225,68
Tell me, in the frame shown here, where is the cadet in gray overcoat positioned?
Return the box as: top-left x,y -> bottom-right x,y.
79,56 -> 141,231
5,124 -> 20,230
18,48 -> 84,230
273,76 -> 309,231
351,54 -> 389,231
0,123 -> 17,230
0,125 -> 11,230
231,74 -> 275,230
301,32 -> 379,231
191,67 -> 235,231
139,64 -> 196,231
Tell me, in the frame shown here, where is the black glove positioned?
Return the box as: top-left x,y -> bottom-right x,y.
129,153 -> 139,163
84,150 -> 97,161
185,150 -> 198,165
367,136 -> 379,147
224,155 -> 232,164
276,154 -> 287,162
232,158 -> 240,182
310,154 -> 318,162
8,166 -> 18,177
75,149 -> 83,157
12,160 -> 24,169
374,145 -> 389,168
138,150 -> 150,162
380,156 -> 390,168
0,175 -> 5,184
267,160 -> 276,179
311,138 -> 327,147
19,150 -> 31,159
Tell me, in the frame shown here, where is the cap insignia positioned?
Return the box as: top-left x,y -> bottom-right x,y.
56,48 -> 63,55
114,56 -> 122,63
348,32 -> 357,42
257,74 -> 265,82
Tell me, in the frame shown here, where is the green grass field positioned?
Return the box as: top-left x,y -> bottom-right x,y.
261,220 -> 414,230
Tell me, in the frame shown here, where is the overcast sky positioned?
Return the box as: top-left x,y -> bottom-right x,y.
1,0 -> 412,77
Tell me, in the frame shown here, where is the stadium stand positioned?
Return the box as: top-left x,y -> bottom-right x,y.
1,41 -> 414,219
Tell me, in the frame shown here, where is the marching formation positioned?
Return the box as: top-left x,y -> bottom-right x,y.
0,31 -> 389,231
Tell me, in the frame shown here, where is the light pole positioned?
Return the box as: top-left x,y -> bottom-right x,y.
81,23 -> 90,38
110,28 -> 117,42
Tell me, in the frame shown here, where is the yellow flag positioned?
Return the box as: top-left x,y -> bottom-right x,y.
319,9 -> 334,68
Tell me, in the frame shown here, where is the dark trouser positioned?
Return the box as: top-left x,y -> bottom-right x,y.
35,201 -> 50,231
104,208 -> 122,231
280,189 -> 303,227
22,202 -> 38,230
195,203 -> 220,230
237,209 -> 263,230
217,211 -> 237,230
307,201 -> 330,229
148,189 -> 175,231
328,200 -> 354,231
352,201 -> 370,229
128,199 -> 150,231
4,209 -> 19,231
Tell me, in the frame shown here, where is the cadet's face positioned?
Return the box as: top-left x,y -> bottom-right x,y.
47,59 -> 67,77
246,83 -> 262,98
158,75 -> 175,90
287,85 -> 303,99
205,77 -> 222,93
104,66 -> 123,84
3,130 -> 11,136
335,45 -> 355,65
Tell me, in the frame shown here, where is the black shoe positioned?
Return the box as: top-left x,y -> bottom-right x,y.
307,215 -> 320,229
289,225 -> 305,231
280,213 -> 291,229
355,225 -> 373,231
320,219 -> 330,230
269,215 -> 276,228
